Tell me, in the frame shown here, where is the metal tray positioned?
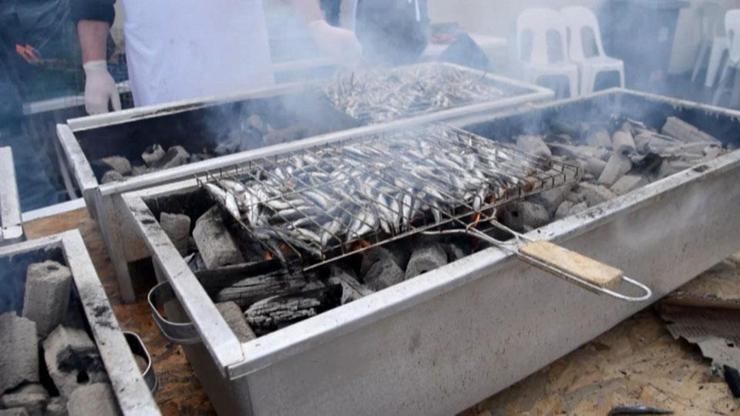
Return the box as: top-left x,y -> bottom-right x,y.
58,65 -> 553,302
0,147 -> 23,244
0,230 -> 159,415
119,89 -> 740,415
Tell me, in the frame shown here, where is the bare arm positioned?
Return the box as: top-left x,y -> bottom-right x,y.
77,20 -> 110,64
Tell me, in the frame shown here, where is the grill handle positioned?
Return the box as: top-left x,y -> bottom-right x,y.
147,281 -> 202,345
123,331 -> 158,393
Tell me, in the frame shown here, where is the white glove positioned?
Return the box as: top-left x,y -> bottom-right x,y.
308,20 -> 362,62
83,60 -> 121,115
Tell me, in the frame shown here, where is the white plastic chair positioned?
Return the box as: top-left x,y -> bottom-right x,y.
691,2 -> 728,87
712,10 -> 740,106
516,8 -> 579,98
561,6 -> 625,95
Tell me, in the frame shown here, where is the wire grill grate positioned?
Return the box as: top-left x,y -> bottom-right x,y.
197,125 -> 580,271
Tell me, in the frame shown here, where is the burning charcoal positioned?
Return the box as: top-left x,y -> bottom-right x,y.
582,156 -> 607,178
516,135 -> 551,160
328,266 -> 372,304
611,174 -> 647,196
361,247 -> 405,291
216,302 -> 256,343
189,153 -> 211,163
501,201 -> 550,231
100,170 -> 124,184
661,117 -> 721,145
22,260 -> 72,338
66,384 -> 117,416
0,384 -> 48,415
570,201 -> 588,215
245,285 -> 342,335
443,243 -> 467,262
554,200 -> 574,220
155,146 -> 190,169
360,247 -> 405,277
131,165 -> 153,176
577,183 -> 616,207
44,397 -> 66,416
598,153 -> 632,187
612,125 -> 636,156
703,144 -> 722,160
246,114 -> 268,134
0,314 -> 39,394
262,125 -> 309,146
530,184 -> 573,215
43,326 -> 107,398
192,206 -> 245,270
405,244 -> 448,280
213,273 -> 306,309
658,159 -> 694,179
141,144 -> 165,167
159,213 -> 191,255
586,129 -> 612,148
99,156 -> 132,176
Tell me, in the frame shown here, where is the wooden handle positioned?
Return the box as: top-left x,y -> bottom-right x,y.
520,241 -> 623,289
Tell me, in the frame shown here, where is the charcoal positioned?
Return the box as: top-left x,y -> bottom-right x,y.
578,183 -> 616,207
443,243 -> 467,262
245,285 -> 341,334
184,253 -> 207,273
585,129 -> 612,148
141,144 -> 165,167
66,384 -> 117,416
0,384 -> 48,415
598,153 -> 632,186
44,397 -> 66,416
216,302 -> 256,343
99,156 -> 131,176
703,144 -> 722,160
22,260 -> 72,338
516,135 -> 551,160
246,114 -> 269,134
0,409 -> 29,416
658,159 -> 694,178
531,184 -> 572,215
577,156 -> 606,178
192,206 -> 244,269
159,213 -> 191,255
570,201 -> 588,215
362,248 -> 406,291
100,171 -> 124,184
405,244 -> 448,279
328,266 -> 372,304
611,174 -> 647,195
612,126 -> 636,156
131,165 -> 153,176
213,273 -> 306,309
0,313 -> 39,394
554,200 -> 573,220
155,146 -> 190,169
360,247 -> 405,277
501,201 -> 550,231
263,126 -> 309,146
43,326 -> 107,398
661,117 -> 721,145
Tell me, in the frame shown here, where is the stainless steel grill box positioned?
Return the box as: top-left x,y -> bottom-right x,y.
0,230 -> 159,415
119,89 -> 740,415
57,64 -> 553,302
0,147 -> 23,244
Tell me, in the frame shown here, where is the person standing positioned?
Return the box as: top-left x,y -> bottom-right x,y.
75,0 -> 361,114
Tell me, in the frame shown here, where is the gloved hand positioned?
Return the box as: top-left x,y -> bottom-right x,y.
308,20 -> 362,62
83,60 -> 121,115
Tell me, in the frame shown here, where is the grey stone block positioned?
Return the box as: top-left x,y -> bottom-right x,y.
0,313 -> 39,394
193,206 -> 244,270
516,135 -> 551,160
598,153 -> 632,187
405,244 -> 448,280
99,156 -> 131,176
215,302 -> 255,343
43,326 -> 107,398
22,261 -> 72,338
66,384 -> 117,416
159,213 -> 191,255
611,174 -> 647,196
578,183 -> 616,207
0,384 -> 48,416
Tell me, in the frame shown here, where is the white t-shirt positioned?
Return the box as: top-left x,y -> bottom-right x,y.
122,0 -> 274,107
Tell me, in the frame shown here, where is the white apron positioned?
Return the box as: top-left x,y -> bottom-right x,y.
122,0 -> 274,107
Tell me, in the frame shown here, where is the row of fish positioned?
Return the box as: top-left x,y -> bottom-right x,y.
324,63 -> 508,123
203,126 -> 553,262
